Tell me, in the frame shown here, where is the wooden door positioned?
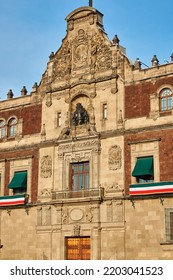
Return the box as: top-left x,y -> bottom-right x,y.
66,237 -> 90,260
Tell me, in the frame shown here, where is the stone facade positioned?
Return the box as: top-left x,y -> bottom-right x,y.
0,6 -> 173,260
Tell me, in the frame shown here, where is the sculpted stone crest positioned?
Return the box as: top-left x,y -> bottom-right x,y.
108,145 -> 122,170
40,155 -> 52,178
73,29 -> 89,68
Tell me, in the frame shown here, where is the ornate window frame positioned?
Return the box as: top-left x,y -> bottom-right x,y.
7,116 -> 18,138
149,85 -> 173,119
57,139 -> 101,192
159,87 -> 173,112
130,139 -> 160,184
0,118 -> 6,139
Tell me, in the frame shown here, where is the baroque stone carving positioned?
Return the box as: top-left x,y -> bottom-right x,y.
85,206 -> 93,223
72,103 -> 89,126
62,207 -> 69,224
39,188 -> 51,198
40,155 -> 52,178
104,182 -> 123,194
108,145 -> 122,170
52,40 -> 72,79
73,29 -> 89,69
73,225 -> 81,236
59,140 -> 100,151
68,20 -> 74,31
46,92 -> 52,107
91,33 -> 112,72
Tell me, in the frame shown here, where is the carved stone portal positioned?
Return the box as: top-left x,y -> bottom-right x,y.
40,156 -> 52,178
108,145 -> 122,170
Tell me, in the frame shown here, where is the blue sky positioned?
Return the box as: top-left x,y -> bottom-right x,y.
0,0 -> 173,101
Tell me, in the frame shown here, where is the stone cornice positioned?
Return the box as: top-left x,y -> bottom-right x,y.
48,74 -> 118,94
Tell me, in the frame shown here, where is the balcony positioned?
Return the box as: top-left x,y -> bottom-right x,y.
129,181 -> 173,196
51,187 -> 104,201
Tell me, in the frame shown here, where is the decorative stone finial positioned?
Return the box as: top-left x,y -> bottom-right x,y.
49,52 -> 54,61
32,82 -> 38,93
151,55 -> 159,66
170,53 -> 173,62
21,86 -> 27,96
134,58 -> 141,70
112,35 -> 120,45
7,89 -> 14,99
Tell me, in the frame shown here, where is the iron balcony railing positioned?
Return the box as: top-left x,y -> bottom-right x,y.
51,187 -> 104,200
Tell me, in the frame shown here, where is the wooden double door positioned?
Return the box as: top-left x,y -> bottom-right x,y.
66,237 -> 90,260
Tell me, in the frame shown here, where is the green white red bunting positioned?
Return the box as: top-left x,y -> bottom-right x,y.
130,182 -> 173,196
0,194 -> 26,207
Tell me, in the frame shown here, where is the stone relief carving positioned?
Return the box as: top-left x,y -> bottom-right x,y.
59,94 -> 98,139
58,140 -> 101,155
68,20 -> 74,31
104,182 -> 123,194
52,40 -> 72,79
62,207 -> 69,224
108,145 -> 122,170
40,155 -> 52,178
73,29 -> 89,69
68,151 -> 91,164
39,188 -> 51,198
85,206 -> 93,223
89,14 -> 94,25
72,103 -> 89,126
91,33 -> 112,72
73,225 -> 81,236
45,92 -> 52,107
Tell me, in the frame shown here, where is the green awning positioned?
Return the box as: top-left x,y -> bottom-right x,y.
132,157 -> 154,177
8,171 -> 27,189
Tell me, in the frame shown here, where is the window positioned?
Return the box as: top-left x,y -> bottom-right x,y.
8,118 -> 17,137
103,103 -> 107,119
8,171 -> 27,195
57,112 -> 62,127
70,162 -> 89,191
160,88 -> 173,111
132,156 -> 154,183
0,120 -> 5,139
165,209 -> 173,242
